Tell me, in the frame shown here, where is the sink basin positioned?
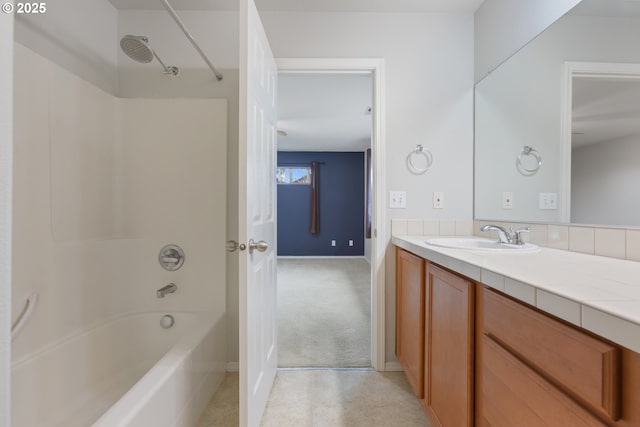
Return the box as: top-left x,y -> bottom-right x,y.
425,237 -> 539,253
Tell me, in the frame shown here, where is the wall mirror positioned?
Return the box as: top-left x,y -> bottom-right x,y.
474,0 -> 640,227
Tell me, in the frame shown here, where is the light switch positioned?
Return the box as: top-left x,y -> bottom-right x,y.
390,191 -> 407,209
539,193 -> 558,210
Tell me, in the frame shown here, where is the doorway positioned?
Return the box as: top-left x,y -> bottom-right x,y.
561,61 -> 640,226
275,59 -> 386,370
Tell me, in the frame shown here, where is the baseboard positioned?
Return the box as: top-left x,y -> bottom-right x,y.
226,362 -> 239,372
277,256 -> 366,260
384,362 -> 403,372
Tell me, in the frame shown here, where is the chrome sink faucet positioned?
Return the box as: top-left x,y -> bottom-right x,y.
157,283 -> 177,298
481,225 -> 530,245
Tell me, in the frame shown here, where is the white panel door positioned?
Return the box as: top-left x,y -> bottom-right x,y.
239,1 -> 278,426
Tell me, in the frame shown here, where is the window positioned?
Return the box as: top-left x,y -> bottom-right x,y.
276,166 -> 312,184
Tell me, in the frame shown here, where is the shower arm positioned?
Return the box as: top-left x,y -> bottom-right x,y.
152,48 -> 179,76
160,0 -> 224,81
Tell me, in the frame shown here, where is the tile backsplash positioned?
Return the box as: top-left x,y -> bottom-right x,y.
391,218 -> 640,262
391,219 -> 474,238
474,220 -> 640,262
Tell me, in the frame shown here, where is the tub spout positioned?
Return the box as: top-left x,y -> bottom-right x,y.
157,283 -> 177,298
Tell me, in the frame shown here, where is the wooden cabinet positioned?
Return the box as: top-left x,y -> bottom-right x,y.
395,248 -> 425,398
480,334 -> 606,427
483,287 -> 620,420
423,263 -> 474,427
395,246 -> 640,427
477,286 -> 640,427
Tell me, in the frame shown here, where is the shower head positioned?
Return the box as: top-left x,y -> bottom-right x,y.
120,35 -> 154,63
120,35 -> 179,76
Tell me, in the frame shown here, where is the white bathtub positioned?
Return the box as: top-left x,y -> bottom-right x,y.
11,310 -> 226,427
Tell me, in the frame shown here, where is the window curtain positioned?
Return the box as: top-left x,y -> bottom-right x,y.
365,149 -> 372,238
310,161 -> 320,234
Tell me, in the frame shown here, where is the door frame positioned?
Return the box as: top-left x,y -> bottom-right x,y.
560,61 -> 640,223
276,58 -> 386,370
0,11 -> 14,424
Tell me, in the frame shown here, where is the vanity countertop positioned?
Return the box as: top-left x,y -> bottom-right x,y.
393,235 -> 640,353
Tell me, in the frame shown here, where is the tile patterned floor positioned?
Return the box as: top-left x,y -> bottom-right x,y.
197,370 -> 431,427
196,372 -> 239,427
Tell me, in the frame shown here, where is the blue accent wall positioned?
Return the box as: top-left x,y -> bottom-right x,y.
277,152 -> 365,256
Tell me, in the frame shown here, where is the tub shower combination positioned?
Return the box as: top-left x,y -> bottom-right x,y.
11,1 -> 228,424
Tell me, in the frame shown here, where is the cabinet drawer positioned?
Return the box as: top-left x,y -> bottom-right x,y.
483,288 -> 620,420
481,336 -> 606,427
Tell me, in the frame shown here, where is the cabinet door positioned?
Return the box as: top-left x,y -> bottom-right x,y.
481,335 -> 606,427
483,287 -> 620,420
425,264 -> 474,427
395,248 -> 425,398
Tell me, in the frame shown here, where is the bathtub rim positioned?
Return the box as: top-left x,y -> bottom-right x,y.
11,308 -> 211,369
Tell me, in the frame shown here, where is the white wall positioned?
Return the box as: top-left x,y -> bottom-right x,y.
0,10 -> 14,427
474,14 -> 640,223
474,0 -> 581,82
572,134 -> 640,226
116,97 -> 228,317
14,0 -> 118,94
260,11 -> 474,365
12,43 -> 115,360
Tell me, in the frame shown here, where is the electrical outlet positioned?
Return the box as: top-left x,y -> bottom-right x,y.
502,192 -> 513,209
331,240 -> 336,247
389,191 -> 407,209
539,193 -> 558,210
433,192 -> 444,209
349,240 -> 354,246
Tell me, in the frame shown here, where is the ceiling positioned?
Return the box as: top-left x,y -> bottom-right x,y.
572,77 -> 640,148
108,0 -> 485,13
277,74 -> 372,152
569,0 -> 640,18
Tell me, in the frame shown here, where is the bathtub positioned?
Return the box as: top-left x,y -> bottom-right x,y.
11,310 -> 226,427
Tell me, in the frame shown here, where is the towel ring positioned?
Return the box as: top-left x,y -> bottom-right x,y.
516,146 -> 542,176
407,145 -> 433,175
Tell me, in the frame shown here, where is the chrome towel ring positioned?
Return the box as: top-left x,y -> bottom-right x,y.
407,145 -> 433,175
517,145 -> 542,176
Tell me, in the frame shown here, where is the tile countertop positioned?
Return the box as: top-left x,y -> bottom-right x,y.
392,235 -> 640,354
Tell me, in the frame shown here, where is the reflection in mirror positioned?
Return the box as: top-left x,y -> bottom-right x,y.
571,75 -> 640,226
474,0 -> 640,227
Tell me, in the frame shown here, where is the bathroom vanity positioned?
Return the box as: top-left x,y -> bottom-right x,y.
394,236 -> 640,427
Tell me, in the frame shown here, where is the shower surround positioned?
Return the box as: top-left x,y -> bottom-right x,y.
11,43 -> 228,426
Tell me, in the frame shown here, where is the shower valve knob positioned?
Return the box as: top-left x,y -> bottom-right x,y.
158,244 -> 185,271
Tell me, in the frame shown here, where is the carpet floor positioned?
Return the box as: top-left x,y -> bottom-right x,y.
277,258 -> 371,368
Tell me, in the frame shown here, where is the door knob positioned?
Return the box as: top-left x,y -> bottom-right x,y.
248,239 -> 268,253
226,240 -> 246,252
